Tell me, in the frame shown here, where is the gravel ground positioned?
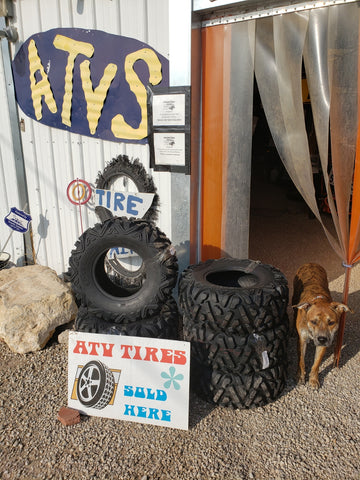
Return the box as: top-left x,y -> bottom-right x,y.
1,203 -> 360,480
0,317 -> 359,480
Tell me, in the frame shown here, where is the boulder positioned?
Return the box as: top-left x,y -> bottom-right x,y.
0,265 -> 78,353
57,329 -> 70,345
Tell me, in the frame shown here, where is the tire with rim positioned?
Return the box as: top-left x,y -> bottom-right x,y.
67,217 -> 178,322
77,360 -> 115,410
95,155 -> 159,291
75,297 -> 180,340
178,258 -> 289,336
103,243 -> 146,294
95,154 -> 159,223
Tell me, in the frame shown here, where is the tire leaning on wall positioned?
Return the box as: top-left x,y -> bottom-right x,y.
178,258 -> 289,408
67,217 -> 178,323
95,154 -> 159,223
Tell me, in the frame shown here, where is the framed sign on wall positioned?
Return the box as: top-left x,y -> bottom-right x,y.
148,86 -> 191,174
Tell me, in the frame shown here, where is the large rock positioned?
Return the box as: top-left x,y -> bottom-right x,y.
0,265 -> 78,353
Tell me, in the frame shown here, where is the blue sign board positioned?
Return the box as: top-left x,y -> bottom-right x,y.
4,208 -> 32,233
12,28 -> 169,144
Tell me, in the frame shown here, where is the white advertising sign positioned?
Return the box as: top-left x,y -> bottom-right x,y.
68,332 -> 191,430
93,189 -> 155,218
152,93 -> 186,126
153,132 -> 186,166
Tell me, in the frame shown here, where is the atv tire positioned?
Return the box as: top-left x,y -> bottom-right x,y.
95,155 -> 159,223
67,217 -> 178,322
184,322 -> 288,374
75,297 -> 180,340
191,358 -> 286,409
178,258 -> 288,336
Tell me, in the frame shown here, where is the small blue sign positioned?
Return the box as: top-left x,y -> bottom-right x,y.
4,208 -> 32,233
94,188 -> 154,219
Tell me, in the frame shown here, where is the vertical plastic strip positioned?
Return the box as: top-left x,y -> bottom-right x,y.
328,5 -> 359,258
349,47 -> 360,262
222,20 -> 255,259
334,5 -> 360,366
304,9 -> 339,238
221,25 -> 231,255
255,14 -> 317,213
303,7 -> 343,258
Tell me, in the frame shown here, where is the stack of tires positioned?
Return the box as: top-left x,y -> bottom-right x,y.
66,155 -> 179,339
178,258 -> 289,409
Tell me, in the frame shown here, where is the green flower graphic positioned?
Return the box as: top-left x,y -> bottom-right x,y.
161,366 -> 184,390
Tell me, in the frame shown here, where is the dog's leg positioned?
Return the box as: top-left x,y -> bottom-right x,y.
297,335 -> 307,384
309,346 -> 327,389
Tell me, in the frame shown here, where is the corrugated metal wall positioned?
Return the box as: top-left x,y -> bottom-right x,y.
0,0 -> 175,275
0,17 -> 25,264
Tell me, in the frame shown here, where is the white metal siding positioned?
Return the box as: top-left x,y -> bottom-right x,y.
1,0 -> 172,274
0,29 -> 25,263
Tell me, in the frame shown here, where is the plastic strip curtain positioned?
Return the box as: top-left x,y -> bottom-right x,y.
254,4 -> 360,365
254,11 -> 341,256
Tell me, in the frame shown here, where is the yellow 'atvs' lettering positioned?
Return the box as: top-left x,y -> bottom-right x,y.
28,39 -> 57,120
27,34 -> 165,142
53,34 -> 94,127
80,60 -> 118,134
111,48 -> 162,140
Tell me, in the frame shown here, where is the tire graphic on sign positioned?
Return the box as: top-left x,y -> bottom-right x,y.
76,360 -> 115,410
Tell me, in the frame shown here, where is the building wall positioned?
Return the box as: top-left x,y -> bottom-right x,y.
0,0 -> 186,275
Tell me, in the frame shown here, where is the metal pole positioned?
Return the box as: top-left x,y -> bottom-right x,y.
0,16 -> 33,264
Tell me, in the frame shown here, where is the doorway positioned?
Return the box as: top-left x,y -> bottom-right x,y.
249,79 -> 338,286
196,4 -> 358,280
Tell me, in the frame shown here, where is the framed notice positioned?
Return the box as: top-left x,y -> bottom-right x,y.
149,86 -> 190,174
153,132 -> 188,167
68,332 -> 191,430
152,93 -> 186,127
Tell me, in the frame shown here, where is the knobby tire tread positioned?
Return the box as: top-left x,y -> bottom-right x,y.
67,217 -> 178,322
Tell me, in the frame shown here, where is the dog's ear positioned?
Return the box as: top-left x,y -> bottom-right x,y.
293,302 -> 311,311
330,302 -> 354,314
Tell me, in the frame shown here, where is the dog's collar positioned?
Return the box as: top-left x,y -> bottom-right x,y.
311,295 -> 326,302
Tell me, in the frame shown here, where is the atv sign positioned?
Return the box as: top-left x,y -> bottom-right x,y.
68,332 -> 190,430
12,28 -> 169,143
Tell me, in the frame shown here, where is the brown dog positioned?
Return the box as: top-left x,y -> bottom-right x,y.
292,263 -> 352,388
